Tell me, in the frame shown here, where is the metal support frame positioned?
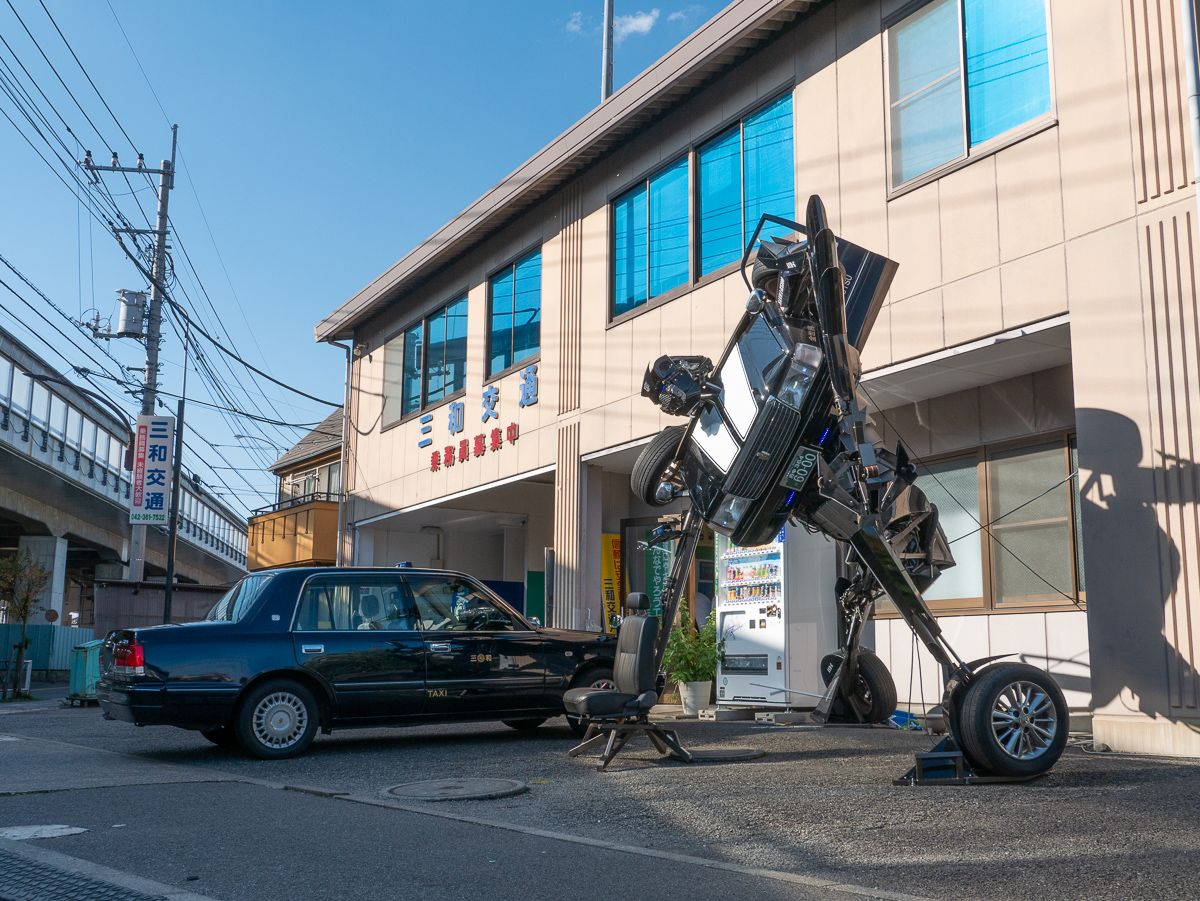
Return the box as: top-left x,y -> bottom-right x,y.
568,719 -> 692,771
650,507 -> 705,674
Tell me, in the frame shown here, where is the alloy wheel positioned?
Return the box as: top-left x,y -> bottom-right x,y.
252,691 -> 309,750
990,680 -> 1057,760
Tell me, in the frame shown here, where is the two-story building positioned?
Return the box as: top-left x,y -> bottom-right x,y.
315,0 -> 1200,757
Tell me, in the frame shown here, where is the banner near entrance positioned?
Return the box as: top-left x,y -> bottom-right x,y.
130,414 -> 174,525
600,533 -> 622,633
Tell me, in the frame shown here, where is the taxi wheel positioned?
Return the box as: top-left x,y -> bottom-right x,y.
235,679 -> 318,760
631,426 -> 686,507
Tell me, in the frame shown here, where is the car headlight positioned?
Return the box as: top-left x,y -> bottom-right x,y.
778,343 -> 823,410
713,496 -> 752,529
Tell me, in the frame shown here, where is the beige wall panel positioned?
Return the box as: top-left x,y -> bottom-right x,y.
539,231 -> 564,418
792,67 -> 841,230
886,182 -> 941,302
796,1 -> 837,84
630,379 -> 660,443
884,399 -> 932,458
689,280 -> 727,363
1000,245 -> 1069,329
578,209 -> 609,413
889,287 -> 944,361
1066,219 -> 1174,726
859,302 -> 891,372
834,36 -> 889,253
1053,0 -> 1136,240
722,274 -> 751,337
943,267 -> 1002,347
835,0 -> 883,58
995,129 -> 1065,263
720,59 -> 762,125
604,320 -> 634,407
629,306 -> 662,401
579,405 -> 608,457
927,387 -> 982,456
1031,365 -> 1076,434
604,397 -> 634,450
539,421 -> 557,473
939,157 -> 1000,283
979,374 -> 1037,445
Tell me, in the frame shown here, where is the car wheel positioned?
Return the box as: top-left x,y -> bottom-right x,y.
958,663 -> 1068,778
502,718 -> 548,732
824,649 -> 896,723
235,680 -> 319,760
200,726 -> 238,748
566,666 -> 615,737
631,426 -> 686,507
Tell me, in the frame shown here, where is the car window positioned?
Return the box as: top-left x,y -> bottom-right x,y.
294,575 -> 418,631
404,575 -> 515,632
737,314 -> 790,398
204,574 -> 275,622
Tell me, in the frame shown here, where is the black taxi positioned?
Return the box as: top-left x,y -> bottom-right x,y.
97,568 -> 617,758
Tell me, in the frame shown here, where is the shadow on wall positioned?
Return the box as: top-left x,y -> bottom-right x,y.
1075,408 -> 1196,728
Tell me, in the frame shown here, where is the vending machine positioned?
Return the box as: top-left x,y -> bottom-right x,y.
715,524 -> 842,709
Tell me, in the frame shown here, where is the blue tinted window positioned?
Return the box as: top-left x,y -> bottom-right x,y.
489,250 -> 541,376
698,128 -> 742,276
613,185 -> 648,316
512,252 -> 541,364
401,324 -> 422,417
964,0 -> 1050,145
888,0 -> 1051,188
743,95 -> 794,245
425,306 -> 447,404
426,296 -> 468,405
648,159 -> 690,299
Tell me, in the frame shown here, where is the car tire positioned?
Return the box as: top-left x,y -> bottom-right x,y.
235,679 -> 319,760
957,663 -> 1068,778
565,665 -> 615,737
200,726 -> 238,748
824,649 -> 897,724
631,426 -> 686,507
751,259 -> 779,298
502,718 -> 548,732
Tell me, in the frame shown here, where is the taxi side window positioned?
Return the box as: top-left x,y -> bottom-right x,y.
294,576 -> 418,631
404,576 -> 515,632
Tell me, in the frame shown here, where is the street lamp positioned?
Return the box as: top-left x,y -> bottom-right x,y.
27,374 -> 135,470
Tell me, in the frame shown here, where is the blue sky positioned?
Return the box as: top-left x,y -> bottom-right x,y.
0,1 -> 715,513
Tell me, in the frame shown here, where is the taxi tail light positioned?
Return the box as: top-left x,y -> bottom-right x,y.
113,640 -> 145,675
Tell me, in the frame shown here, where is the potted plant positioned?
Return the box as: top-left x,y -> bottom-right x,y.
662,601 -> 725,716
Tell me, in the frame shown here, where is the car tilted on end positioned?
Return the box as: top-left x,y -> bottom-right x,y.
97,567 -> 617,759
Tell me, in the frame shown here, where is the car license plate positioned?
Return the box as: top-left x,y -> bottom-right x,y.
782,446 -> 819,490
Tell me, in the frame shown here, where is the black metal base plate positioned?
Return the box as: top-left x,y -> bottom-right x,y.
893,737 -> 1048,786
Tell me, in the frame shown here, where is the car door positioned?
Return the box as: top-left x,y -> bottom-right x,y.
291,573 -> 425,720
406,573 -> 547,716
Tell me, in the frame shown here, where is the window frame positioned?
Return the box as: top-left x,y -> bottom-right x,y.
875,430 -> 1084,618
381,292 -> 470,430
605,88 -> 797,328
883,0 -> 1058,198
484,245 -> 543,382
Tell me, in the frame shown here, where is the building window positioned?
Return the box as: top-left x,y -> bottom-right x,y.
879,435 -> 1081,615
697,94 -> 795,277
887,0 -> 1052,188
612,156 -> 690,317
382,296 -> 468,427
488,249 -> 541,377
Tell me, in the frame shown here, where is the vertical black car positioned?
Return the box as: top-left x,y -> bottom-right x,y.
97,568 -> 617,758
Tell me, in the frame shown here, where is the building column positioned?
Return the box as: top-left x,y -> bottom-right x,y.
1070,202 -> 1200,756
552,421 -> 582,629
501,521 -> 526,584
17,534 -> 67,619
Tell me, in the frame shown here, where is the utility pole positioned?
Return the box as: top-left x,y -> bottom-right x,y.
85,126 -> 178,582
601,0 -> 614,102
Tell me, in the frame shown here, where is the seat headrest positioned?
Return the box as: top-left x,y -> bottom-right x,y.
625,592 -> 651,611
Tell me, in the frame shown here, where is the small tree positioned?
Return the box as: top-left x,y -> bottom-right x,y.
0,549 -> 50,700
662,597 -> 726,685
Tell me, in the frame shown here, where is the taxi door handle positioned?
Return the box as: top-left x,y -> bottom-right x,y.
301,645 -> 324,654
428,643 -> 451,653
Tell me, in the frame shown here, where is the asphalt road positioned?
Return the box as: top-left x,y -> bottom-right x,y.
1,700 -> 1198,900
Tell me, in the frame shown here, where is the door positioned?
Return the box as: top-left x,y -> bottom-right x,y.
292,573 -> 425,720
405,573 -> 547,716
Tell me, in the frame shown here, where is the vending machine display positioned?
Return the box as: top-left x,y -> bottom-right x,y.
716,525 -> 841,708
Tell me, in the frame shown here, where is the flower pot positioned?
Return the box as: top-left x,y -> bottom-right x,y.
679,680 -> 712,716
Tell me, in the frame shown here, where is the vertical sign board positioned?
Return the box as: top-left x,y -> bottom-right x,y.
600,534 -> 622,633
644,531 -> 673,618
130,414 -> 174,525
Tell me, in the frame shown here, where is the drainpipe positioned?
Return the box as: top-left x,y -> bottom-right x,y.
326,339 -> 353,566
1182,0 -> 1200,226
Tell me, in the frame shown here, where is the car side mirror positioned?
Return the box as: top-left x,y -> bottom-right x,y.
528,616 -> 541,627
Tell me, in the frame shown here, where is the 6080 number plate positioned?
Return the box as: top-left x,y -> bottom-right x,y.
782,446 -> 820,491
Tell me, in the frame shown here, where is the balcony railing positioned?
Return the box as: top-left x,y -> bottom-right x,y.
252,491 -> 340,517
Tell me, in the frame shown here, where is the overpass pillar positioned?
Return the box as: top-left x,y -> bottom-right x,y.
17,535 -> 68,619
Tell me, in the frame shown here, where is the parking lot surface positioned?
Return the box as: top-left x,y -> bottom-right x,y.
1,702 -> 1198,900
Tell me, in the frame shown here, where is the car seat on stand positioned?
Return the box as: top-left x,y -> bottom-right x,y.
564,592 -> 692,770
